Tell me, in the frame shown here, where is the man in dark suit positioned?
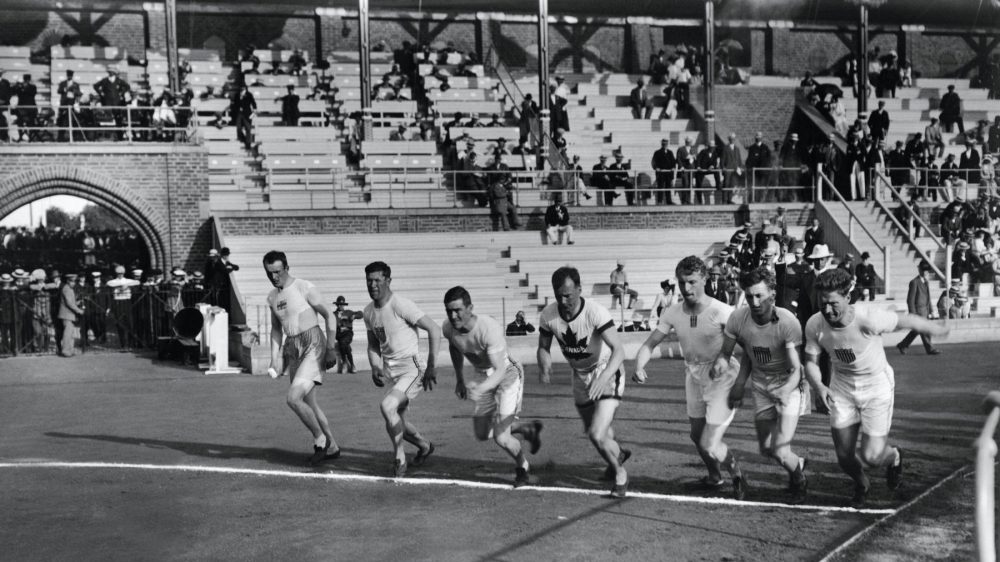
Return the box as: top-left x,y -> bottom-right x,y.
704,266 -> 729,304
278,84 -> 300,126
591,155 -> 614,206
629,78 -> 652,119
57,70 -> 83,141
13,73 -> 38,141
867,100 -> 890,141
896,262 -> 941,355
695,139 -> 721,204
651,139 -> 676,205
93,68 -> 131,135
745,131 -> 772,201
0,69 -> 11,142
959,142 -> 981,185
939,84 -> 964,134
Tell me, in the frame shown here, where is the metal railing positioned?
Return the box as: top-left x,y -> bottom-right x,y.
217,165 -> 818,210
816,170 -> 891,294
1,104 -> 195,143
871,171 -> 948,286
880,166 -> 995,202
976,390 -> 1000,562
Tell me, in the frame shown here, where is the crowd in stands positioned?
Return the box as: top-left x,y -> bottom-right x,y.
0,245 -> 239,356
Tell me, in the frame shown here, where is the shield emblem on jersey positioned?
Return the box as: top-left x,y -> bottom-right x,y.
834,347 -> 857,363
752,346 -> 772,365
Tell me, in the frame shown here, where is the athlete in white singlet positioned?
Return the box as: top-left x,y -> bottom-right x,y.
537,266 -> 630,498
634,256 -> 748,500
717,267 -> 808,504
442,286 -> 543,487
264,250 -> 340,466
363,261 -> 441,478
804,268 -> 949,508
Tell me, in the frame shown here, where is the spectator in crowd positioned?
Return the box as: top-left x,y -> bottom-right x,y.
13,74 -> 39,141
925,116 -> 945,158
107,265 -> 140,348
610,259 -> 638,310
231,84 -> 256,150
704,265 -> 729,304
855,252 -> 877,300
332,295 -> 362,374
887,140 -> 911,187
951,241 -> 979,287
56,70 -> 83,142
648,279 -> 676,324
93,68 -> 131,137
544,194 -> 574,246
721,133 -> 743,201
800,70 -> 819,90
505,310 -> 536,337
0,70 -> 11,142
518,94 -> 537,146
780,133 -> 807,202
695,139 -> 721,204
608,152 -> 634,205
939,84 -> 964,134
629,79 -> 652,120
591,154 -> 615,206
56,272 -> 85,357
866,138 -> 888,197
278,84 -> 300,126
803,217 -> 824,259
486,157 -> 511,231
896,261 -> 941,355
676,137 -> 697,204
745,132 -> 772,201
867,100 -> 890,141
960,141 -> 982,185
651,139 -> 677,206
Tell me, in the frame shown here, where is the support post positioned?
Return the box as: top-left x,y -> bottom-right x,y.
857,4 -> 869,118
164,0 -> 179,92
537,0 -> 550,168
703,0 -> 715,143
358,0 -> 373,141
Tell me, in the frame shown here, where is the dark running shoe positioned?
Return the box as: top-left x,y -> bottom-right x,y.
610,477 -> 629,499
850,484 -> 869,509
788,458 -> 809,490
685,475 -> 726,491
887,448 -> 904,491
732,476 -> 749,501
412,442 -> 435,467
601,448 -> 632,481
393,459 -> 407,478
309,440 -> 331,466
789,476 -> 808,505
527,421 -> 544,455
513,467 -> 530,488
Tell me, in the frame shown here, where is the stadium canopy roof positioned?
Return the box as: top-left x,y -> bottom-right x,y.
248,0 -> 995,28
11,0 -> 999,28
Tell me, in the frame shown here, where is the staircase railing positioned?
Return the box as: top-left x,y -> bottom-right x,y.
976,390 -> 1000,562
487,46 -> 568,171
870,171 -> 949,287
816,170 -> 891,295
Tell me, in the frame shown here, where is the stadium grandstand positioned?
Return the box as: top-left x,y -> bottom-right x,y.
1,0 -> 1000,560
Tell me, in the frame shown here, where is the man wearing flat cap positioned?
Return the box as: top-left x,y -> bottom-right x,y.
57,273 -> 85,356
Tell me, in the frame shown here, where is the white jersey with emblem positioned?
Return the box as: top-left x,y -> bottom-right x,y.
804,307 -> 899,377
538,298 -> 614,372
443,315 -> 508,373
267,278 -> 319,336
656,298 -> 733,365
363,294 -> 425,362
724,306 -> 802,385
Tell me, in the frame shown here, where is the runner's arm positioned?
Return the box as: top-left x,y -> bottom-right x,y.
802,351 -> 831,409
894,313 -> 950,338
714,334 -> 738,380
270,309 -> 282,370
448,343 -> 467,399
477,349 -> 510,393
633,328 -> 668,383
367,329 -> 384,385
536,330 -> 553,384
415,315 -> 441,390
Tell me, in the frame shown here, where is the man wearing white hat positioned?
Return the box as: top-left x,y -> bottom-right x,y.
610,259 -> 638,310
107,265 -> 140,348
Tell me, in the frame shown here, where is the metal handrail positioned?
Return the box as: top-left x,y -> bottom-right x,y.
872,195 -> 947,285
976,390 -> 1000,562
2,104 -> 195,143
874,171 -> 945,249
817,170 -> 891,294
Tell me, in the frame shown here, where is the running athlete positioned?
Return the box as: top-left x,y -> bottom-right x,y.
804,268 -> 948,508
442,286 -> 543,487
364,261 -> 441,478
634,256 -> 748,500
264,250 -> 340,465
717,267 -> 809,504
537,266 -> 630,498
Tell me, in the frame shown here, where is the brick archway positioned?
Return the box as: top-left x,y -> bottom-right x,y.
0,165 -> 169,269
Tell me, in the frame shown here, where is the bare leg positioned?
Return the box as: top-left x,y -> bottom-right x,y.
580,401 -> 626,485
287,378 -> 324,446
831,423 -> 868,488
305,386 -> 337,452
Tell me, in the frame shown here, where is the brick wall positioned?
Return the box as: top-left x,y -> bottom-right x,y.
176,13 -> 316,61
714,86 -> 797,146
0,145 -> 211,272
216,204 -> 811,237
1,8 -> 146,57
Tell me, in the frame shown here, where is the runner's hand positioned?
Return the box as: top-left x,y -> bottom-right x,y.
371,366 -> 385,387
711,356 -> 730,381
323,347 -> 338,371
538,368 -> 551,384
728,383 -> 745,410
422,365 -> 437,391
455,381 -> 468,400
814,385 -> 832,410
632,368 -> 647,384
587,373 -> 609,402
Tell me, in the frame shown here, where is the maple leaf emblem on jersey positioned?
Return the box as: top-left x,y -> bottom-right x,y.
559,327 -> 591,361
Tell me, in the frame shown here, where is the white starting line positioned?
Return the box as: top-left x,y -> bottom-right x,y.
0,461 -> 896,515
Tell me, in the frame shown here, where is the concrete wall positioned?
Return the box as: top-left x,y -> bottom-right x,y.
0,145 -> 212,272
